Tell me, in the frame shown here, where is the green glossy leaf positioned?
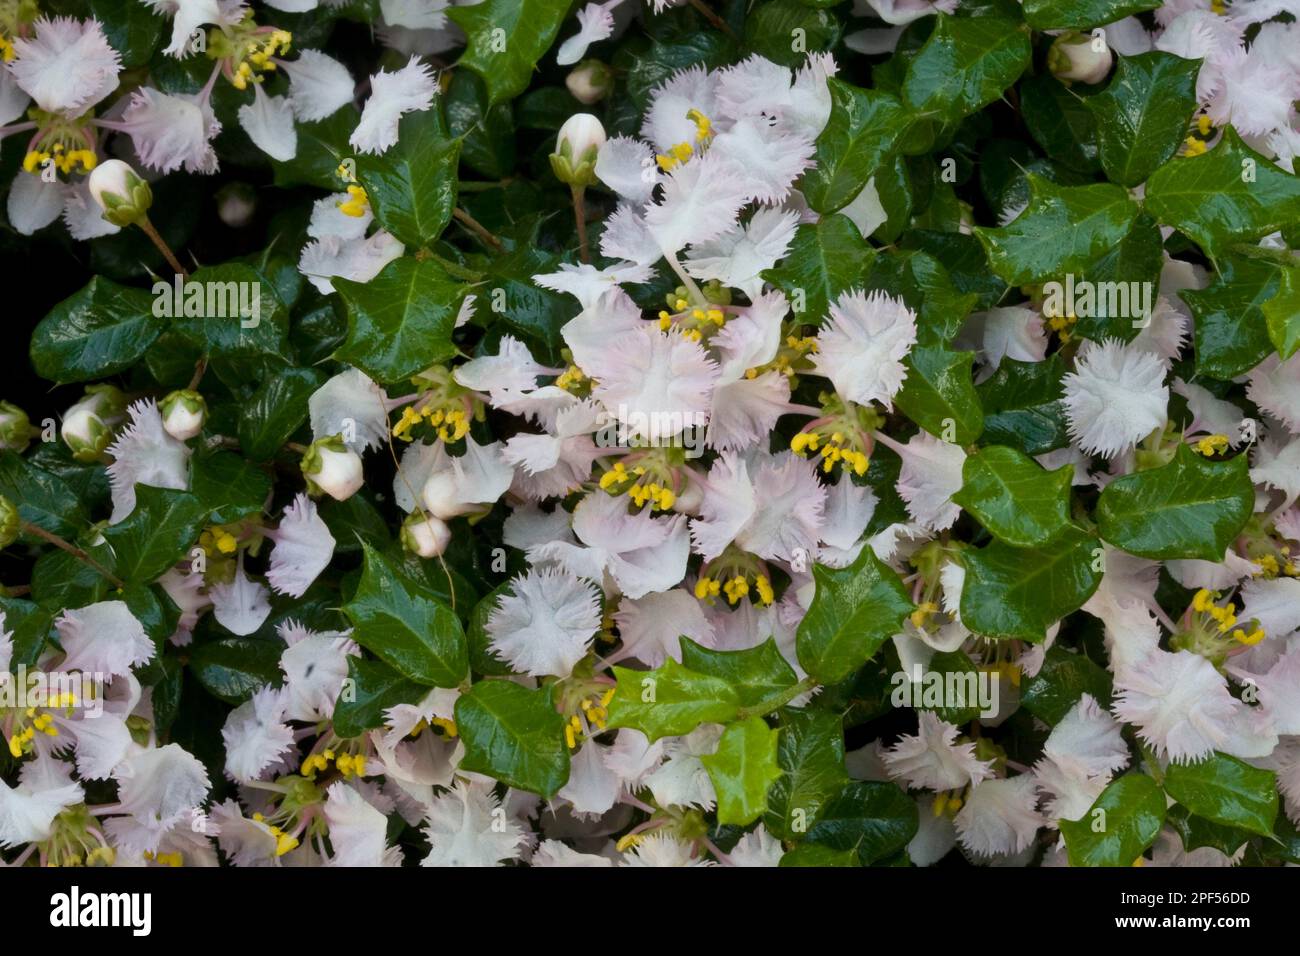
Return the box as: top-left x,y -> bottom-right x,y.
700,717 -> 783,826
0,452 -> 87,542
804,781 -> 919,865
188,637 -> 283,705
1183,256 -> 1282,379
796,547 -> 914,685
1060,773 -> 1166,867
454,679 -> 569,797
975,175 -> 1140,285
100,487 -> 208,587
341,544 -> 468,687
31,278 -> 165,384
170,264 -> 291,363
864,250 -> 979,345
1164,753 -> 1278,838
778,844 -> 857,866
762,214 -> 876,325
334,257 -> 467,385
953,445 -> 1072,547
0,597 -> 53,668
1096,444 -> 1254,561
332,656 -> 429,738
448,0 -> 570,107
894,346 -> 984,445
606,658 -> 741,742
1145,128 -> 1300,258
959,525 -> 1102,640
189,451 -> 272,525
1166,804 -> 1253,858
765,709 -> 850,841
747,0 -> 842,67
902,15 -> 1031,122
1264,264 -> 1300,360
355,108 -> 461,248
1021,645 -> 1113,725
801,79 -> 910,214
237,367 -> 326,460
1022,0 -> 1159,30
90,0 -> 163,67
975,355 -> 1070,455
679,637 -> 798,710
1020,73 -> 1099,174
1085,52 -> 1200,188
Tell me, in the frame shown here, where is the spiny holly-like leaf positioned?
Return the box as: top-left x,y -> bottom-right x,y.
355,108 -> 461,249
700,717 -> 783,826
334,257 -> 468,385
796,547 -> 914,685
801,78 -> 910,214
1021,0 -> 1160,30
1264,264 -> 1300,360
1163,753 -> 1278,839
765,709 -> 850,841
1060,773 -> 1166,867
762,214 -> 876,325
1183,255 -> 1284,379
31,278 -> 165,384
959,524 -> 1103,641
1096,444 -> 1254,561
100,487 -> 208,587
803,781 -> 919,865
974,175 -> 1140,285
448,0 -> 571,107
605,658 -> 741,742
953,444 -> 1073,548
679,637 -> 798,710
894,345 -> 984,446
332,656 -> 429,738
975,355 -> 1071,456
1085,52 -> 1200,188
455,679 -> 570,798
902,14 -> 1032,123
1145,128 -> 1300,259
341,543 -> 468,687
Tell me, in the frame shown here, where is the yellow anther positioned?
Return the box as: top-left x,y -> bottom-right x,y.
615,832 -> 644,852
755,574 -> 774,606
1197,115 -> 1212,136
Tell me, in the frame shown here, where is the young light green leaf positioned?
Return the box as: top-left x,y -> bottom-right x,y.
605,658 -> 741,742
679,637 -> 798,710
700,717 -> 783,827
1096,444 -> 1254,561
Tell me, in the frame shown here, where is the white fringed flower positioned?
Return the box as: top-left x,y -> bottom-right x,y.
283,49 -> 355,121
6,16 -> 121,115
454,335 -> 552,404
595,135 -> 658,204
110,744 -> 210,853
266,495 -> 336,598
421,779 -> 526,867
1240,576 -> 1300,639
1246,353 -> 1300,433
309,368 -> 391,453
558,739 -> 621,817
589,325 -> 719,443
557,1 -> 618,66
118,86 -> 222,174
221,686 -> 294,783
419,437 -> 515,520
1032,694 -> 1129,822
691,450 -> 826,564
954,775 -> 1045,859
875,430 -> 967,533
643,152 -> 752,255
1062,338 -> 1168,458
812,289 -> 918,408
502,401 -> 605,501
486,568 -> 602,677
209,561 -> 272,636
0,756 -> 84,848
324,783 -> 402,867
685,207 -> 799,301
1251,429 -> 1300,510
532,840 -> 614,867
55,601 -> 154,679
881,711 -> 995,792
298,231 -> 404,295
237,83 -> 297,161
644,724 -> 722,810
729,824 -> 784,866
350,55 -> 438,155
106,399 -> 191,523
1112,649 -> 1278,763
143,0 -> 246,59
611,589 -> 716,667
1229,643 -> 1300,737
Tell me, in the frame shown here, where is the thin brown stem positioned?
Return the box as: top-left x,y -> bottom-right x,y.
571,185 -> 590,264
137,217 -> 189,278
452,207 -> 503,251
688,0 -> 736,39
187,355 -> 208,392
21,521 -> 125,590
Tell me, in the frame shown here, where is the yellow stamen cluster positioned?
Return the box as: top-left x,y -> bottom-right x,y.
251,812 -> 300,856
654,109 -> 714,170
931,789 -> 964,817
1046,310 -> 1077,338
300,747 -> 367,779
1251,551 -> 1298,578
1191,588 -> 1238,632
695,572 -> 774,607
615,831 -> 644,852
599,461 -> 676,511
985,660 -> 1022,689
393,402 -> 470,443
8,705 -> 62,756
790,430 -> 870,476
230,28 -> 292,90
0,36 -> 14,62
430,716 -> 458,737
142,850 -> 180,867
1211,0 -> 1226,14
23,143 -> 97,176
555,364 -> 587,391
693,576 -> 721,600
909,601 -> 939,629
200,525 -> 239,555
564,690 -> 614,748
337,184 -> 368,217
750,334 -> 818,380
1193,434 -> 1230,457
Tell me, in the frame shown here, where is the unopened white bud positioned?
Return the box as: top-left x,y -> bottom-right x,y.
160,389 -> 207,441
62,385 -> 126,462
550,113 -> 607,187
565,61 -> 613,105
301,435 -> 364,501
401,514 -> 452,558
420,471 -> 473,521
87,159 -> 153,227
1048,32 -> 1113,86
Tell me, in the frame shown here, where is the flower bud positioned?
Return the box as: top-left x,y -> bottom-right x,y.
301,435 -> 364,501
0,401 -> 34,453
401,513 -> 452,558
216,182 -> 257,228
87,159 -> 153,228
0,494 -> 18,550
62,385 -> 126,463
420,471 -> 473,521
550,113 -> 606,188
1047,32 -> 1113,86
565,60 -> 613,105
160,389 -> 207,441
